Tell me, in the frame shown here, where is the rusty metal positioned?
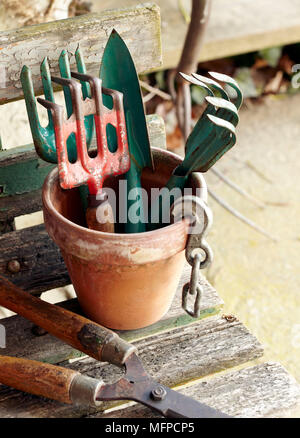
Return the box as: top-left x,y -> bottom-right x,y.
38,74 -> 130,196
0,276 -> 230,417
171,195 -> 213,318
7,260 -> 20,274
95,352 -> 230,418
20,48 -> 94,164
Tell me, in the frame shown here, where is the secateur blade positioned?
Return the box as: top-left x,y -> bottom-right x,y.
20,47 -> 94,164
96,353 -> 230,418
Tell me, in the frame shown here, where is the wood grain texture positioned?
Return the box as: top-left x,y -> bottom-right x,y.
0,356 -> 78,405
0,316 -> 263,417
0,224 -> 69,293
99,362 -> 300,418
0,268 -> 223,364
0,3 -> 162,104
94,0 -> 300,69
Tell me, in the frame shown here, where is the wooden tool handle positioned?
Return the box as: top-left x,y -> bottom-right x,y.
86,193 -> 114,233
0,276 -> 136,366
0,356 -> 78,404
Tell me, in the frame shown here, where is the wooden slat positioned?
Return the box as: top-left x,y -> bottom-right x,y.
0,268 -> 223,364
0,315 -> 263,418
95,0 -> 300,69
0,3 -> 162,104
100,362 -> 300,418
0,224 -> 69,293
0,114 -> 165,203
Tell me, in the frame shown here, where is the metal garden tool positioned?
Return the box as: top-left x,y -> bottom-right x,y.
21,48 -> 94,164
149,72 -> 242,229
38,73 -> 130,233
149,113 -> 237,229
100,29 -> 154,233
0,276 -> 230,418
180,72 -> 241,155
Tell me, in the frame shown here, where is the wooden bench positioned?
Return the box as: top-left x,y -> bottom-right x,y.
95,0 -> 300,70
0,3 -> 300,418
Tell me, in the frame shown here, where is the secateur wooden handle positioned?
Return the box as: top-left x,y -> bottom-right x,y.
0,276 -> 136,367
0,356 -> 102,406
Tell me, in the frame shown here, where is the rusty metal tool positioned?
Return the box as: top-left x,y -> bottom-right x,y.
21,48 -> 94,164
100,29 -> 154,233
38,73 -> 130,232
0,276 -> 230,418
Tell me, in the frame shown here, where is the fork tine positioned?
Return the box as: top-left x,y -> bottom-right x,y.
58,50 -> 73,117
75,46 -> 91,100
20,65 -> 45,154
179,72 -> 214,96
53,76 -> 90,172
38,97 -> 72,188
40,57 -> 54,129
205,96 -> 239,127
209,72 -> 243,110
192,73 -> 229,100
71,72 -> 107,158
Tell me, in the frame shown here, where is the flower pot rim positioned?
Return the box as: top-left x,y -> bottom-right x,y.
42,147 -> 207,243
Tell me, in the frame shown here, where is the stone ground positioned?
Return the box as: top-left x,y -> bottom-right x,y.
0,92 -> 300,383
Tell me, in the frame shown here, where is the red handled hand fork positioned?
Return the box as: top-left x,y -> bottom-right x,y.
38,73 -> 130,232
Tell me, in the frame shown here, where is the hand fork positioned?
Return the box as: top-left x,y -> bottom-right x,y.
148,114 -> 236,229
179,72 -> 240,160
21,48 -> 95,164
38,73 -> 130,232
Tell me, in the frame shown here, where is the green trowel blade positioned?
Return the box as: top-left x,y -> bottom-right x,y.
99,29 -> 153,171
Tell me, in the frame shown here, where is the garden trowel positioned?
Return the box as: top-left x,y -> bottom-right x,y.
100,29 -> 154,233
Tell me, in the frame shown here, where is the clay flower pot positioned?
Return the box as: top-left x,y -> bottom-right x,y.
42,148 -> 207,330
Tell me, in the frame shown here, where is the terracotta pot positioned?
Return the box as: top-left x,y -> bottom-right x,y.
42,148 -> 207,330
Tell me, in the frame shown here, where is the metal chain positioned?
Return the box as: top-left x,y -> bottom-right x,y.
182,252 -> 203,318
171,195 -> 213,318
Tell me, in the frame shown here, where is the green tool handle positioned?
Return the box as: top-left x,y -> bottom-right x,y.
148,172 -> 188,231
125,163 -> 146,233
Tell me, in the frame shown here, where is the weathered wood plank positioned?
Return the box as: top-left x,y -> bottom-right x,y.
95,0 -> 300,69
0,316 -> 263,417
0,269 -> 223,364
0,114 -> 165,204
0,224 -> 69,293
0,3 -> 162,104
100,362 -> 300,418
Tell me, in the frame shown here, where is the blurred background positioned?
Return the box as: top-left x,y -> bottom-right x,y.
0,0 -> 299,383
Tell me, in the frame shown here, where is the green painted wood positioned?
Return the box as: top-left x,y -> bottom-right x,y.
0,114 -> 165,202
